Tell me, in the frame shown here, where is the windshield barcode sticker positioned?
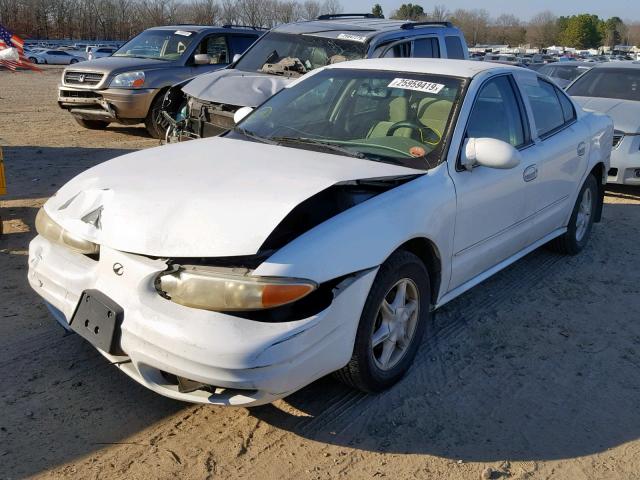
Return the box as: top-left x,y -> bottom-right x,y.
337,33 -> 367,43
388,78 -> 445,94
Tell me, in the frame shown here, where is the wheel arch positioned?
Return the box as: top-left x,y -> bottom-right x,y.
395,237 -> 442,306
589,162 -> 605,223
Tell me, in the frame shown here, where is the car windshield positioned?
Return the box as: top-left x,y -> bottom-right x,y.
233,68 -> 465,169
233,32 -> 367,77
567,68 -> 640,101
113,29 -> 196,60
540,65 -> 590,82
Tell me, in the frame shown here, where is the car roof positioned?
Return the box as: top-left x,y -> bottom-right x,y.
273,17 -> 460,40
590,61 -> 640,69
540,61 -> 592,67
147,25 -> 263,33
325,58 -> 524,79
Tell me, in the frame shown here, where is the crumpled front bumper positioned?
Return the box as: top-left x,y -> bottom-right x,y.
27,235 -> 376,406
58,86 -> 159,121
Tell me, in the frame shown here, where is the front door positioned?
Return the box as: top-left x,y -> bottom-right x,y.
448,74 -> 536,290
190,34 -> 230,75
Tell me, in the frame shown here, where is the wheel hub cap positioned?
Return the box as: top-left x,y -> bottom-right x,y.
371,278 -> 420,371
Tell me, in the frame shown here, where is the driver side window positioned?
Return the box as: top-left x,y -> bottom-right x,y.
466,75 -> 528,148
197,35 -> 229,64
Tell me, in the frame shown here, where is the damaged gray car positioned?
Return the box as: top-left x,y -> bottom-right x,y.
161,14 -> 468,141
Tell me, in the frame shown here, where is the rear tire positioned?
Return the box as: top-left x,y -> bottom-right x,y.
549,174 -> 598,255
74,117 -> 109,130
144,92 -> 167,139
335,250 -> 431,392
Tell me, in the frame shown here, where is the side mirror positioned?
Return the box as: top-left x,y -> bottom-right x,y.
233,106 -> 254,124
194,53 -> 211,65
232,53 -> 242,63
461,137 -> 522,171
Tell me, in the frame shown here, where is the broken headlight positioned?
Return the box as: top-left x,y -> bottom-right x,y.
35,208 -> 100,255
156,265 -> 316,312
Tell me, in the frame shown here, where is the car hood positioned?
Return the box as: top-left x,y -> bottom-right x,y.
67,55 -> 176,74
181,69 -> 292,107
573,97 -> 640,134
44,137 -> 421,258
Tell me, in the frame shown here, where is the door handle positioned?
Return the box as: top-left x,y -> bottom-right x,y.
523,164 -> 538,182
577,142 -> 586,157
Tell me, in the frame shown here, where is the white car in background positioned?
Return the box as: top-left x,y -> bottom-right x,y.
87,47 -> 116,61
567,62 -> 640,185
30,49 -> 84,65
28,59 -> 612,407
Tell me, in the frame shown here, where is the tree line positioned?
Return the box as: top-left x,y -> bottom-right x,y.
1,0 -> 639,49
0,0 -> 343,40
386,3 -> 640,49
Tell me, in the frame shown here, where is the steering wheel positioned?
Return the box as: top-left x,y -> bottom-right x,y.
387,121 -> 441,145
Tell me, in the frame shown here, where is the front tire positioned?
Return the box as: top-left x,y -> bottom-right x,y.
144,92 -> 167,139
335,250 -> 431,392
550,174 -> 598,255
70,59 -> 78,64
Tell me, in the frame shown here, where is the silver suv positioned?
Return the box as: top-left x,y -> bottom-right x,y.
57,25 -> 263,138
162,14 -> 468,141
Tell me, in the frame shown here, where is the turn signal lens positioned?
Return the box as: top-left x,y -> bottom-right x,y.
35,208 -> 100,255
157,265 -> 316,312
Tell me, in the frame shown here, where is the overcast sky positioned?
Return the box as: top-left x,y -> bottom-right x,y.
351,0 -> 640,21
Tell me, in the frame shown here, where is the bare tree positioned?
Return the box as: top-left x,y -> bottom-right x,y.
450,8 -> 490,46
320,0 -> 342,16
429,5 -> 449,22
300,0 -> 321,20
526,10 -> 559,48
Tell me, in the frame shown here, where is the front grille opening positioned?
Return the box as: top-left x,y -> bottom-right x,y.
64,71 -> 104,86
608,168 -> 619,177
159,371 -> 258,398
61,90 -> 101,99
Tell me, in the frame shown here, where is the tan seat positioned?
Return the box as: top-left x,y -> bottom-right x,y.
417,97 -> 453,138
367,97 -> 413,138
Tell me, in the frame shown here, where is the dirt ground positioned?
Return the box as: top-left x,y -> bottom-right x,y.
1,67 -> 640,480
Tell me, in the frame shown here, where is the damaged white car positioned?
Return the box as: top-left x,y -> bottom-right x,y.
29,59 -> 613,406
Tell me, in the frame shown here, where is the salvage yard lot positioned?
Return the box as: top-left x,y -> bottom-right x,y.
2,67 -> 640,480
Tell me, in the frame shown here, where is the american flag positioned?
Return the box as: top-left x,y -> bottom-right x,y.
0,24 -> 41,71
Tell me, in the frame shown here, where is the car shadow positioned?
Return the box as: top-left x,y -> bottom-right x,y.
250,197 -> 640,462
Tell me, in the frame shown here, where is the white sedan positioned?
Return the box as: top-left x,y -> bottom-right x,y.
29,49 -> 83,65
28,59 -> 613,406
567,62 -> 640,185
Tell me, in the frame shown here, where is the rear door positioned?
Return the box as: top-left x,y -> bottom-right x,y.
448,74 -> 537,290
517,76 -> 589,240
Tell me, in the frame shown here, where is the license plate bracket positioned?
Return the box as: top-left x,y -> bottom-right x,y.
70,290 -> 124,355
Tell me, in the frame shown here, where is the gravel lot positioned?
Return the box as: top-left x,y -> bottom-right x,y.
1,66 -> 640,480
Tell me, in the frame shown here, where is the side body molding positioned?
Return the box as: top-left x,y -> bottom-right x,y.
254,163 -> 457,303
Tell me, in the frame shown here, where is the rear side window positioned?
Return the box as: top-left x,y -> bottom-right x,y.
413,38 -> 440,58
229,35 -> 258,55
467,75 -> 527,147
445,36 -> 465,59
556,86 -> 576,123
524,78 -> 567,137
382,41 -> 411,58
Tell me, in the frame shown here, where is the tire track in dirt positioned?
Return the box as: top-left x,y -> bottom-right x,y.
295,248 -> 567,437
